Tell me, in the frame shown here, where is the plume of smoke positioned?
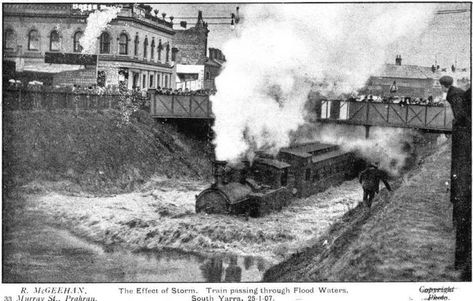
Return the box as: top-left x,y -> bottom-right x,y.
80,6 -> 121,54
294,123 -> 417,176
212,3 -> 437,162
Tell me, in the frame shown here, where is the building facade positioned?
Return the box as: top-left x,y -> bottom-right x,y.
3,3 -> 177,90
173,11 -> 225,91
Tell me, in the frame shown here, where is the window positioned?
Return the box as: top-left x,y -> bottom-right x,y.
134,34 -> 139,56
281,169 -> 288,186
132,73 -> 139,88
4,29 -> 16,50
150,75 -> 154,88
73,31 -> 83,52
165,44 -> 170,63
100,32 -> 110,54
119,33 -> 128,55
143,37 -> 148,58
171,47 -> 178,61
150,39 -> 155,59
157,74 -> 161,88
50,30 -> 60,51
157,40 -> 162,61
142,75 -> 146,88
28,29 -> 40,50
305,168 -> 311,181
164,75 -> 168,88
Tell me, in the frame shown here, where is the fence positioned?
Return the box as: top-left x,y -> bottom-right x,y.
2,88 -> 147,111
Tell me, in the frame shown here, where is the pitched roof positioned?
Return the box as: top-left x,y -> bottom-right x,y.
376,64 -> 435,79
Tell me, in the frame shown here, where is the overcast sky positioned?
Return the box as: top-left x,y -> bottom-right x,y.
153,2 -> 470,69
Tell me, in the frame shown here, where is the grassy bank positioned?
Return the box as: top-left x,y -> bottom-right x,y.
264,140 -> 460,281
2,109 -> 213,195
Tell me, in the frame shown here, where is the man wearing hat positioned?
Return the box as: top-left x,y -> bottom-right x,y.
358,162 -> 392,209
439,75 -> 471,280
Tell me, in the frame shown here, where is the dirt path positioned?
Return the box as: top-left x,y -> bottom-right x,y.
264,142 -> 460,281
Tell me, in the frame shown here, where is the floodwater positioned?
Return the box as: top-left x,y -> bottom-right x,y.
2,208 -> 269,283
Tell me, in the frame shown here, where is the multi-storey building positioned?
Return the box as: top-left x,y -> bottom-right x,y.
3,3 -> 177,90
173,11 -> 226,91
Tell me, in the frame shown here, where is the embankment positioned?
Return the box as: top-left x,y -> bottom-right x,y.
2,109 -> 213,194
264,141 -> 460,281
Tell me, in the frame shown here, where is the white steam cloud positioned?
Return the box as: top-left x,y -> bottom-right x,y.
294,123 -> 418,176
80,6 -> 121,54
212,3 -> 437,162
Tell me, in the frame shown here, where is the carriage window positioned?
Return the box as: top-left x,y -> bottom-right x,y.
305,168 -> 311,181
313,171 -> 319,182
281,169 -> 288,186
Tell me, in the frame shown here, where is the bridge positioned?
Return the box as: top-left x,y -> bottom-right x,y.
148,90 -> 453,134
317,100 -> 453,135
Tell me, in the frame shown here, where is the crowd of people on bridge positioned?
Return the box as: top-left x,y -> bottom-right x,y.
348,95 -> 445,106
152,87 -> 216,96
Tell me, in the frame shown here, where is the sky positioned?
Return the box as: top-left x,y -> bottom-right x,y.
154,2 -> 471,68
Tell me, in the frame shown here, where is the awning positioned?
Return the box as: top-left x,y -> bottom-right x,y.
177,73 -> 199,81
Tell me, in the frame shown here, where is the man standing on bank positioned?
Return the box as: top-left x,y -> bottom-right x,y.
359,162 -> 392,209
439,75 -> 471,281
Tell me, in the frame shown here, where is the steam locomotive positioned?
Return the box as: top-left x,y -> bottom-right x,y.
195,142 -> 362,217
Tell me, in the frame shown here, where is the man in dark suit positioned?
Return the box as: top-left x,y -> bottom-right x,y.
439,76 -> 471,280
359,162 -> 392,209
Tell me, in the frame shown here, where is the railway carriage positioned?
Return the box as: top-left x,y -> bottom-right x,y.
195,142 -> 362,217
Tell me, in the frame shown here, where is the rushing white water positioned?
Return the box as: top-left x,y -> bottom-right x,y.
211,4 -> 437,163
80,6 -> 121,54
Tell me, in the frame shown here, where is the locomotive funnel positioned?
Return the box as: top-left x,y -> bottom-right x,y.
212,160 -> 228,187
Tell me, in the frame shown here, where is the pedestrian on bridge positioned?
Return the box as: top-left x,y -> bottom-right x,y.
359,162 -> 392,210
439,75 -> 471,281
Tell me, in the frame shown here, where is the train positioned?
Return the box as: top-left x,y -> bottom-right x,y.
195,142 -> 364,217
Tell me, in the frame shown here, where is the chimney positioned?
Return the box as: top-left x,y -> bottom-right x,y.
395,55 -> 402,66
212,160 -> 227,187
196,10 -> 204,27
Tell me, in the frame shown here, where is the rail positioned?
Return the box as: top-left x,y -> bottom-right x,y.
2,88 -> 147,111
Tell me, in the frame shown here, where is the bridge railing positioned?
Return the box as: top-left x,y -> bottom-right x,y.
148,90 -> 213,119
319,100 -> 453,132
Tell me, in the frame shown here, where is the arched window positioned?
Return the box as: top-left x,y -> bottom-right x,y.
134,34 -> 139,56
28,29 -> 40,50
157,39 -> 162,61
4,28 -> 16,50
165,44 -> 170,63
73,31 -> 83,52
143,37 -> 148,58
50,30 -> 60,51
119,33 -> 128,55
100,32 -> 110,54
150,38 -> 155,60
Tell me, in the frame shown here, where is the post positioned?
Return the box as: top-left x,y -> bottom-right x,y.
364,125 -> 371,139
